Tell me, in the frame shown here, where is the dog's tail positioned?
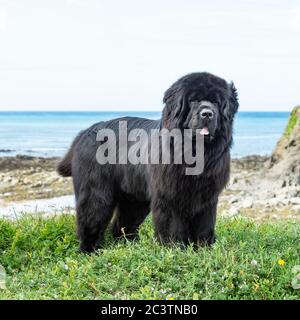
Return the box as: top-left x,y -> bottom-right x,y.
57,131 -> 85,177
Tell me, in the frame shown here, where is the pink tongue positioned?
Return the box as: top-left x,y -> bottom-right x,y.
200,127 -> 210,136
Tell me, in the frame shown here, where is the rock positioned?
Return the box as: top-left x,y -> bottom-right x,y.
291,205 -> 300,212
32,181 -> 43,188
3,192 -> 12,197
230,177 -> 238,184
269,106 -> 300,187
0,156 -> 59,171
241,199 -> 253,208
2,176 -> 12,183
289,197 -> 300,205
22,178 -> 32,185
229,196 -> 239,204
232,155 -> 269,171
226,206 -> 240,217
276,187 -> 300,199
267,198 -> 281,207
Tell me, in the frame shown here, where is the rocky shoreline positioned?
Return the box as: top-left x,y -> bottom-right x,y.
220,156 -> 300,221
0,154 -> 299,221
0,155 -> 73,203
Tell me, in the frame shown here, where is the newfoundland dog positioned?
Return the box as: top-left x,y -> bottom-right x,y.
57,72 -> 239,253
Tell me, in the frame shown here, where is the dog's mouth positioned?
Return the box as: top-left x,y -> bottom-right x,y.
199,127 -> 210,136
190,126 -> 215,141
199,126 -> 215,142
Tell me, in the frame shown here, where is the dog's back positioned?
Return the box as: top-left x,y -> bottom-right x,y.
57,116 -> 160,178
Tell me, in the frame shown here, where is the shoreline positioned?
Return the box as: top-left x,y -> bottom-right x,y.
0,153 -> 270,168
0,154 -> 299,221
0,155 -> 73,202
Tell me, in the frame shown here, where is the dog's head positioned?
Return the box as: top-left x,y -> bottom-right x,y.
162,72 -> 239,143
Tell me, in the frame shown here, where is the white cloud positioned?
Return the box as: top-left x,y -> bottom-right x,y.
0,0 -> 299,111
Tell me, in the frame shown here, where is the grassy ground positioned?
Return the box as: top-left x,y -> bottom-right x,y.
0,215 -> 299,300
284,105 -> 299,137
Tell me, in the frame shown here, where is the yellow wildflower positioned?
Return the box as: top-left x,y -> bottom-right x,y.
278,259 -> 285,266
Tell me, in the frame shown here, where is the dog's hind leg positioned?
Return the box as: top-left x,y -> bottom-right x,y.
75,184 -> 116,253
111,200 -> 150,241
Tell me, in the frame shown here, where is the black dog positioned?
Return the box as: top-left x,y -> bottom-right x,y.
57,72 -> 239,253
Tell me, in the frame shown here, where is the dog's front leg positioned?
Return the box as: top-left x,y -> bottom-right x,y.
152,199 -> 191,246
189,200 -> 218,247
152,206 -> 172,244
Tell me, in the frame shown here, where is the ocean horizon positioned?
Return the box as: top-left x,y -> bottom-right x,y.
0,111 -> 290,159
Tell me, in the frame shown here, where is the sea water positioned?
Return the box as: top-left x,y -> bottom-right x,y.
0,111 -> 289,159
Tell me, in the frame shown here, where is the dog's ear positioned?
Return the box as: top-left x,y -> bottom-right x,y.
161,83 -> 189,129
224,82 -> 239,120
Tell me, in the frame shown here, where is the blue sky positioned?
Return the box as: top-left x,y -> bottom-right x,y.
0,0 -> 299,111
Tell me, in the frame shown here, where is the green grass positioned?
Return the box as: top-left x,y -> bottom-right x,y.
284,106 -> 299,138
0,215 -> 299,300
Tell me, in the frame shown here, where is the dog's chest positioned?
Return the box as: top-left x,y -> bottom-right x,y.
153,171 -> 215,210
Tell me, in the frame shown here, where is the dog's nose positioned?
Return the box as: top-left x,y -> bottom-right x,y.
200,108 -> 214,120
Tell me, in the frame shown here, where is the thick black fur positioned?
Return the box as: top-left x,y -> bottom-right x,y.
57,72 -> 239,253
